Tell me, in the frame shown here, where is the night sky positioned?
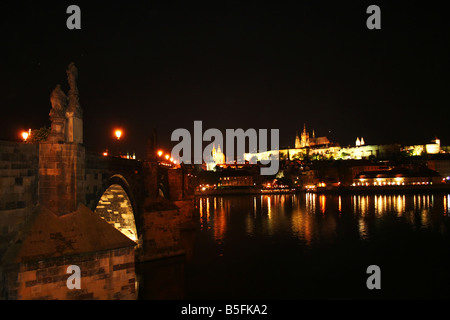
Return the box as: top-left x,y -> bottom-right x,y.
1,1 -> 449,158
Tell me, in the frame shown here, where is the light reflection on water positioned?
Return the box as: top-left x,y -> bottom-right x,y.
189,192 -> 450,299
196,193 -> 450,245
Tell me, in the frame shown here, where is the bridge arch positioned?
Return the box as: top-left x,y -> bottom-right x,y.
94,174 -> 138,242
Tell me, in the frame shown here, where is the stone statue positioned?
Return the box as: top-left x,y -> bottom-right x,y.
66,62 -> 82,117
66,62 -> 78,93
46,63 -> 84,144
48,84 -> 68,142
65,62 -> 83,144
49,84 -> 67,120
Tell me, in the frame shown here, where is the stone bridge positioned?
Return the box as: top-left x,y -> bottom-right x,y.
0,138 -> 193,262
0,63 -> 194,299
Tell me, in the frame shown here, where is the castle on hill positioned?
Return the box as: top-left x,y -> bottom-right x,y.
243,123 -> 442,163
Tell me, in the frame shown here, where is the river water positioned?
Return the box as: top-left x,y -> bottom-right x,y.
7,192 -> 449,300
183,193 -> 450,299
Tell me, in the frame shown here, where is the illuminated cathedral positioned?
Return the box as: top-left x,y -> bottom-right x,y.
295,124 -> 330,148
206,144 -> 226,171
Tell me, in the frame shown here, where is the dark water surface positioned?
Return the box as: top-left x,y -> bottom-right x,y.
183,193 -> 450,299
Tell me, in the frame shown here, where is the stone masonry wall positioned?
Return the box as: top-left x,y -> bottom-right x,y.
0,141 -> 39,257
1,247 -> 136,300
39,142 -> 85,216
139,208 -> 184,262
167,168 -> 191,201
168,169 -> 184,201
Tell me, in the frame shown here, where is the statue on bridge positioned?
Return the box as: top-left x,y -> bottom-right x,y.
66,62 -> 82,118
47,63 -> 84,144
48,84 -> 68,142
49,84 -> 68,119
65,62 -> 83,144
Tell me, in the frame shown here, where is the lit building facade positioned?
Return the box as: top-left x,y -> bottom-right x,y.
401,138 -> 441,156
353,167 -> 442,186
338,143 -> 401,160
206,144 -> 226,171
218,171 -> 254,187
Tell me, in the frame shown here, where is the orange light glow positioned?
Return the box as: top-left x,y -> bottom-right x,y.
157,150 -> 163,157
165,154 -> 170,160
115,129 -> 123,140
103,151 -> 108,156
21,131 -> 29,142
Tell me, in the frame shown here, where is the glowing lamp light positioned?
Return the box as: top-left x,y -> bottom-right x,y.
115,129 -> 123,140
157,150 -> 163,157
21,131 -> 29,142
170,157 -> 174,162
165,154 -> 170,160
103,151 -> 108,156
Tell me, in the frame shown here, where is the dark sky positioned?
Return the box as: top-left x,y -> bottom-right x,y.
1,1 -> 449,158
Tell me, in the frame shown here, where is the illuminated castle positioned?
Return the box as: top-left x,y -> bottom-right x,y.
243,122 -> 443,163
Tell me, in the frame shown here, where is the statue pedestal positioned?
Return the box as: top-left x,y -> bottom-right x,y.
38,142 -> 85,216
47,118 -> 65,143
65,113 -> 83,144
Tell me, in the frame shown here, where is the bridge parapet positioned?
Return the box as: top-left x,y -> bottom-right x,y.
0,141 -> 39,257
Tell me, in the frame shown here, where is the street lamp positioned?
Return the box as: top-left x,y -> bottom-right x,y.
157,150 -> 163,157
21,131 -> 29,142
114,129 -> 123,156
115,129 -> 122,140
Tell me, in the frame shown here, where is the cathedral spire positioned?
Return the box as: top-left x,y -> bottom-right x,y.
301,123 -> 309,148
295,130 -> 301,149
